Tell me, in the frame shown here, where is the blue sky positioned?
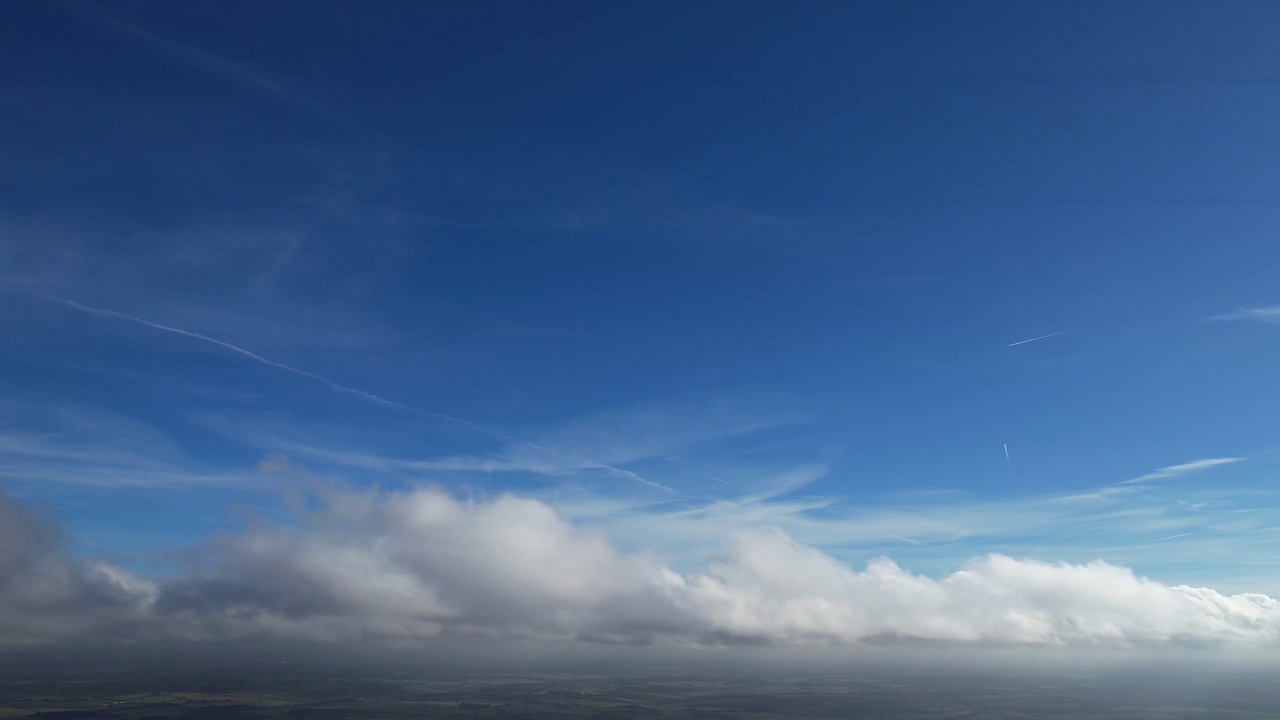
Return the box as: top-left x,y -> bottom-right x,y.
3,0 -> 1280,622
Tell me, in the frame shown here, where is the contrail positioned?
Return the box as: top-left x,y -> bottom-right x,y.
1008,329 -> 1071,347
1151,532 -> 1194,543
71,4 -> 366,140
1003,443 -> 1016,482
28,292 -> 673,493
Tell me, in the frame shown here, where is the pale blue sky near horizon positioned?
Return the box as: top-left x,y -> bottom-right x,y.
2,0 -> 1279,593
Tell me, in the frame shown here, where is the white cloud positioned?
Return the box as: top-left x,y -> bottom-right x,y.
154,487 -> 1280,647
681,529 -> 1279,646
4,486 -> 1275,649
1212,306 -> 1280,323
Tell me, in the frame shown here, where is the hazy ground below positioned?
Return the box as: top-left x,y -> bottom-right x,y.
0,646 -> 1276,720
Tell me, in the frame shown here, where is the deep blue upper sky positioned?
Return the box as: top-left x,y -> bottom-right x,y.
2,1 -> 1279,589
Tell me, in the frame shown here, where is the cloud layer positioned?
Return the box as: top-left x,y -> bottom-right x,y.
3,487 -> 1278,650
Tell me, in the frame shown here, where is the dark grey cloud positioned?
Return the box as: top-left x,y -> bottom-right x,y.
0,493 -> 156,643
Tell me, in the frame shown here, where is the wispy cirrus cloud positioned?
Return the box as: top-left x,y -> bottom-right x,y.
212,393 -> 805,492
1120,457 -> 1244,485
551,455 -> 1277,593
0,404 -> 247,489
181,394 -> 1269,585
1211,306 -> 1280,323
19,292 -> 670,493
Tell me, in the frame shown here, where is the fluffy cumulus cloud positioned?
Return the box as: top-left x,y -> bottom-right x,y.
683,532 -> 1278,646
1,488 -> 1278,649
155,489 -> 689,644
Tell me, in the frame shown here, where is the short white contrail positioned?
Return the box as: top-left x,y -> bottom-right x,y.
1008,329 -> 1071,347
1003,443 -> 1016,482
30,293 -> 673,493
1151,532 -> 1194,543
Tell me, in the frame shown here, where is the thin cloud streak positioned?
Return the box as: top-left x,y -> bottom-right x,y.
215,394 -> 801,489
1008,329 -> 1072,347
0,405 -> 249,488
565,457 -> 1270,578
74,3 -> 365,138
1212,306 -> 1280,323
1120,457 -> 1244,485
28,293 -> 673,493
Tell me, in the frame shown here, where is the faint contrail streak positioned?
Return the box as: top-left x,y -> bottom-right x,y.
1003,443 -> 1016,482
1008,329 -> 1072,347
30,293 -> 673,492
71,4 -> 366,140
